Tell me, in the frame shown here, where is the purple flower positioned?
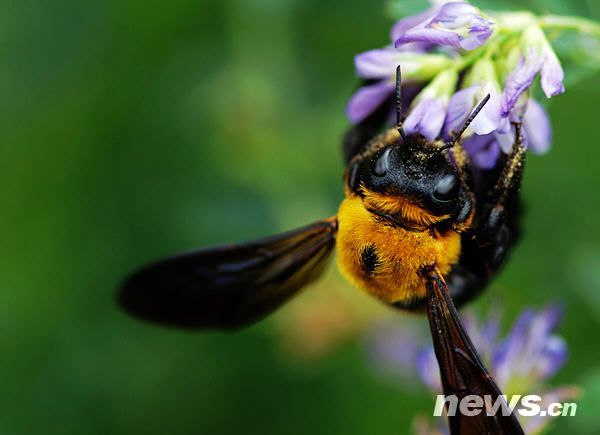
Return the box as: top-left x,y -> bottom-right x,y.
365,304 -> 576,434
523,99 -> 552,154
462,133 -> 502,169
354,48 -> 404,79
346,1 -> 564,170
390,6 -> 440,53
459,310 -> 501,362
460,98 -> 553,168
404,95 -> 448,141
347,49 -> 452,123
394,2 -> 494,51
502,27 -> 565,118
502,52 -> 564,117
406,310 -> 501,394
445,84 -> 503,137
493,305 -> 568,390
445,84 -> 506,169
390,7 -> 437,43
402,69 -> 458,140
370,306 -> 567,394
346,81 -> 396,124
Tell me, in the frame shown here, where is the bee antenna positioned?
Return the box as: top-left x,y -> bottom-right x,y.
440,93 -> 491,152
395,65 -> 409,144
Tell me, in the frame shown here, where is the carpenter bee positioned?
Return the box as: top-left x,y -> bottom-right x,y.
119,67 -> 526,434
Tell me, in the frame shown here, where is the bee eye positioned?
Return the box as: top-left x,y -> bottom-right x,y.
347,163 -> 360,191
373,148 -> 392,177
433,174 -> 459,201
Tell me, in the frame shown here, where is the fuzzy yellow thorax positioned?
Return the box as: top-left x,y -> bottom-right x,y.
335,195 -> 462,307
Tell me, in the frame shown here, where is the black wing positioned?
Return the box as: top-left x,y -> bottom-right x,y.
119,218 -> 337,330
423,266 -> 524,435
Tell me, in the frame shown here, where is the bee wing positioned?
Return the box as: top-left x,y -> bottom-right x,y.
119,218 -> 337,330
423,267 -> 524,435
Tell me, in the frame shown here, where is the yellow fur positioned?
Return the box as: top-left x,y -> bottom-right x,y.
335,195 -> 461,306
360,187 -> 450,228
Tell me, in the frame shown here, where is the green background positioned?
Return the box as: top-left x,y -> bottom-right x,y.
2,0 -> 599,434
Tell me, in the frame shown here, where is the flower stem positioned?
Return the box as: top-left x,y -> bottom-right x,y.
539,15 -> 600,38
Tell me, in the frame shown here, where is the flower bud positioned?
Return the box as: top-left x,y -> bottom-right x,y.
355,48 -> 454,82
404,69 -> 458,141
464,57 -> 500,91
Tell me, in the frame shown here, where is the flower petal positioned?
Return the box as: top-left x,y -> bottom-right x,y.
493,305 -> 567,389
444,85 -> 479,138
390,7 -> 437,42
541,46 -> 565,97
434,2 -> 494,50
444,85 -> 502,139
523,99 -> 552,154
395,26 -> 463,50
463,21 -> 494,50
470,91 -> 503,135
355,48 -> 401,79
463,133 -> 501,169
404,97 -> 446,140
462,307 -> 501,362
496,128 -> 517,154
536,335 -> 568,379
493,309 -> 536,387
346,81 -> 395,124
433,1 -> 482,25
501,54 -> 542,117
395,1 -> 493,51
529,305 -> 563,344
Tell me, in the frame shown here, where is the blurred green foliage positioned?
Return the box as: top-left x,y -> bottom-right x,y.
1,0 -> 599,434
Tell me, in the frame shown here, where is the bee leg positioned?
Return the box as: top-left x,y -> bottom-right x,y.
479,121 -> 525,248
450,141 -> 477,230
448,121 -> 526,307
342,94 -> 393,163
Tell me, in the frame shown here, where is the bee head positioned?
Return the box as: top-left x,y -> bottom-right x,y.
344,67 -> 488,226
347,134 -> 465,218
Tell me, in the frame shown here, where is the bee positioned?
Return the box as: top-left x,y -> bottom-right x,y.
119,67 -> 526,434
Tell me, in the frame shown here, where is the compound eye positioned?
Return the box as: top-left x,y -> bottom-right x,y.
433,174 -> 459,201
373,147 -> 392,177
347,163 -> 360,191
